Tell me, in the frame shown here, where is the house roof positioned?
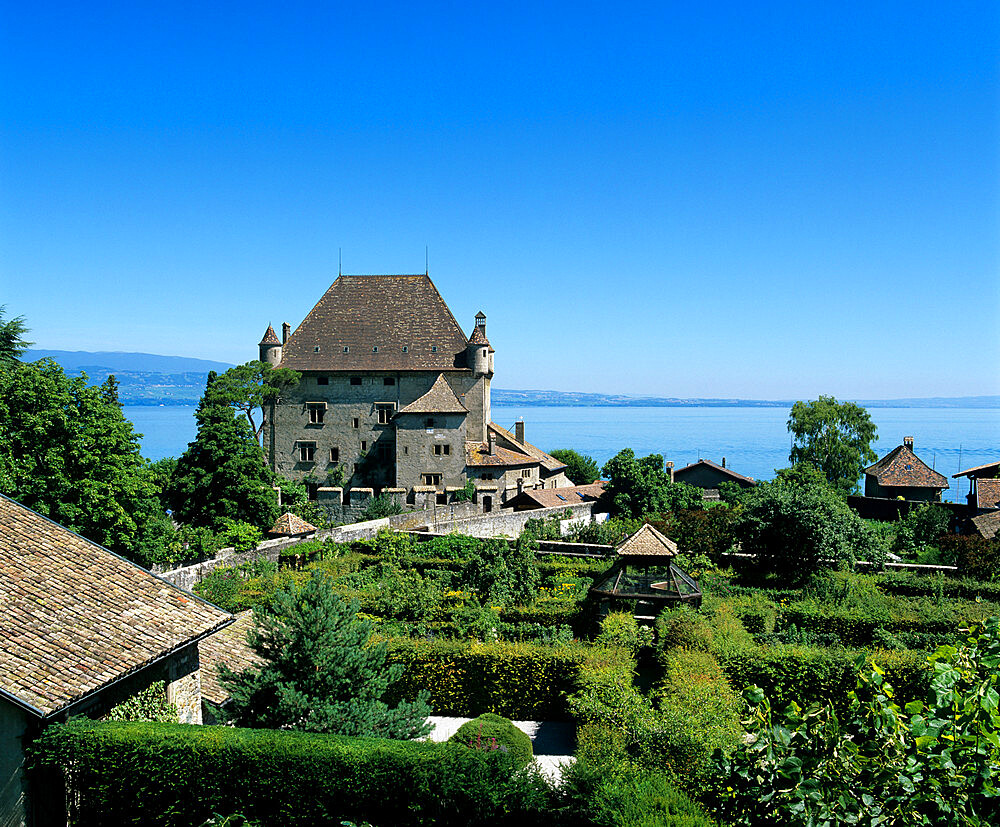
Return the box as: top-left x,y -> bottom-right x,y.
510,482 -> 606,509
258,324 -> 281,346
489,422 -> 566,473
268,512 -> 317,537
971,510 -> 1000,540
466,442 -> 537,467
673,459 -> 756,485
976,478 -> 1000,510
278,275 -> 470,372
864,444 -> 948,490
396,374 -> 469,415
0,495 -> 232,718
615,523 -> 679,558
199,611 -> 261,706
954,461 -> 1000,479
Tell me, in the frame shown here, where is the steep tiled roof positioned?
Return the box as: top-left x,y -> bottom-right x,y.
615,523 -> 679,558
279,275 -> 470,372
468,326 -> 490,346
864,444 -> 948,490
489,422 -> 566,473
511,482 -> 606,509
976,479 -> 1000,510
268,512 -> 317,537
258,324 -> 281,346
0,495 -> 231,717
396,374 -> 469,415
199,611 -> 261,706
971,510 -> 1000,540
954,461 -> 1000,479
673,459 -> 756,485
466,442 -> 536,467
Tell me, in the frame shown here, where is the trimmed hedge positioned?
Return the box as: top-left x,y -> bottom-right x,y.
385,638 -> 632,720
28,719 -> 550,827
450,713 -> 533,769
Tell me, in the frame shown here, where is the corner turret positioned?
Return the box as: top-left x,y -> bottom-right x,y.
466,311 -> 492,375
259,324 -> 282,366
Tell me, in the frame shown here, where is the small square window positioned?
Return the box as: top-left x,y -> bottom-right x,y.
350,377 -> 362,386
425,418 -> 435,428
521,469 -> 531,479
372,346 -> 378,353
317,376 -> 329,385
376,403 -> 395,424
384,377 -> 395,386
313,346 -> 320,353
352,417 -> 360,428
298,442 -> 316,462
422,473 -> 442,486
431,345 -> 437,353
402,346 -> 408,353
330,447 -> 339,462
377,444 -> 393,461
434,444 -> 450,456
308,404 -> 325,424
343,346 -> 349,353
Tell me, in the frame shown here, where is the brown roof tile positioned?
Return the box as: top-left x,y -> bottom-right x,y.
258,324 -> 281,346
673,459 -> 756,485
511,482 -> 606,509
198,611 -> 262,706
615,523 -> 679,558
489,422 -> 566,473
396,374 -> 469,415
976,479 -> 1000,510
268,513 -> 317,537
279,275 -> 470,372
971,510 -> 1000,540
466,442 -> 536,467
0,495 -> 231,717
468,326 -> 490,346
864,444 -> 949,490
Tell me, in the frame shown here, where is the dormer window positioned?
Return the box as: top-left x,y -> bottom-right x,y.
313,346 -> 320,353
372,346 -> 378,353
402,346 -> 408,353
431,346 -> 437,353
343,346 -> 350,353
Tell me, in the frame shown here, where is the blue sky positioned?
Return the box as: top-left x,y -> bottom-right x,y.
2,1 -> 997,399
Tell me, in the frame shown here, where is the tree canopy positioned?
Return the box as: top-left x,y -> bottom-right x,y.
0,305 -> 32,367
220,570 -> 432,739
166,370 -> 279,530
601,448 -> 703,518
787,396 -> 878,496
549,449 -> 600,485
206,360 -> 300,444
0,358 -> 169,563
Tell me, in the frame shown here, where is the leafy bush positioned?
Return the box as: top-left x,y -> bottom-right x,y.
938,534 -> 1000,581
595,611 -> 654,655
461,535 -> 539,608
657,506 -> 736,562
450,713 -> 533,769
565,515 -> 643,547
105,681 -> 177,723
220,520 -> 264,553
29,719 -> 551,827
655,606 -> 715,653
891,502 -> 951,558
359,493 -> 403,521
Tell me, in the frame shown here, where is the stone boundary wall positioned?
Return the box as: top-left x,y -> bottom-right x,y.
406,501 -> 601,539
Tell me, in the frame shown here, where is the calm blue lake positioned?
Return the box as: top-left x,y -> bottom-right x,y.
125,404 -> 1000,504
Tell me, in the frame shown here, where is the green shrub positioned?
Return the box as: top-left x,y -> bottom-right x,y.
655,606 -> 715,652
105,681 -> 177,723
221,520 -> 264,553
596,611 -> 654,655
29,719 -> 550,827
938,534 -> 1000,581
450,713 -> 533,769
359,493 -> 403,521
726,593 -> 778,635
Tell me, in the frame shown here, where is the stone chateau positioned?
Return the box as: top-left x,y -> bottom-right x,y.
259,274 -> 569,510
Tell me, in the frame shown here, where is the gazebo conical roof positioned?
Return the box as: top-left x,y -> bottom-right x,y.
614,523 -> 679,560
268,512 -> 317,538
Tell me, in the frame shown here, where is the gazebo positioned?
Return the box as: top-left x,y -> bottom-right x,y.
589,524 -> 702,618
267,512 -> 318,540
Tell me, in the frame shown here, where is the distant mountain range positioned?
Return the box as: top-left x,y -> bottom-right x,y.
23,350 -> 1000,409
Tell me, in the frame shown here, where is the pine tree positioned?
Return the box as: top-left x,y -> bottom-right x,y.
219,570 -> 432,739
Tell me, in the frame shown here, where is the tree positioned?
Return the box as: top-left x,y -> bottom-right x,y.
219,570 -> 432,738
206,360 -> 300,445
600,448 -> 702,518
713,618 -> 1000,826
167,372 -> 279,530
787,396 -> 878,496
732,478 -> 885,580
461,535 -> 539,608
550,449 -> 600,485
0,359 -> 170,564
0,305 -> 32,366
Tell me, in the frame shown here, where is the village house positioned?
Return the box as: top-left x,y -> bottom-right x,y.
863,436 -> 949,502
670,457 -> 756,494
0,494 -> 232,827
953,461 -> 1000,513
259,274 -> 570,509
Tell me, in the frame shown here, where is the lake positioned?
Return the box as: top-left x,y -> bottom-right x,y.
124,404 -> 1000,504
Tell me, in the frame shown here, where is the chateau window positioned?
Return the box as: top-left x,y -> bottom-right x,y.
361,441 -> 367,451
306,482 -> 320,501
350,377 -> 362,386
343,346 -> 349,353
433,444 -> 450,456
422,473 -> 442,486
481,473 -> 494,480
330,447 -> 339,462
425,418 -> 435,428
431,346 -> 438,353
316,376 -> 329,385
403,446 -> 408,455
307,403 -> 326,424
376,403 -> 395,424
520,469 -> 532,479
313,346 -> 320,353
402,346 -> 408,353
383,377 -> 395,386
297,442 -> 316,463
377,444 -> 393,462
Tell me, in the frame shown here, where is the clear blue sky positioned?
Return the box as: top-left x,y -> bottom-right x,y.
2,1 -> 997,399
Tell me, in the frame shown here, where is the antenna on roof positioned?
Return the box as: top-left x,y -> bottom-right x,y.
425,246 -> 429,276
339,248 -> 342,277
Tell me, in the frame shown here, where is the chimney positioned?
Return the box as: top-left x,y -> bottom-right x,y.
515,420 -> 525,443
281,322 -> 290,344
488,431 -> 495,455
903,436 -> 914,451
665,461 -> 674,483
722,457 -> 726,469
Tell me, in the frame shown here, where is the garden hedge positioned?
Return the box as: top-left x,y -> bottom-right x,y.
28,719 -> 549,827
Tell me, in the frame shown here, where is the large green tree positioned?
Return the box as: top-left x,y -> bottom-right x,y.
206,360 -> 300,444
787,396 -> 878,496
601,448 -> 703,518
550,449 -> 600,485
220,570 -> 432,738
0,358 -> 169,563
0,305 -> 32,366
167,370 -> 279,530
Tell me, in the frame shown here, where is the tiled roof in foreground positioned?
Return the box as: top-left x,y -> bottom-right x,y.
0,495 -> 231,717
199,611 -> 261,706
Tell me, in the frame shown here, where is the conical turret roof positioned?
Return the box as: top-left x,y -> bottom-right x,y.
259,324 -> 281,346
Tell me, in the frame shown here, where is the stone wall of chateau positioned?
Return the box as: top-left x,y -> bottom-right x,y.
394,413 -> 468,489
166,642 -> 202,725
410,500 -> 600,539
